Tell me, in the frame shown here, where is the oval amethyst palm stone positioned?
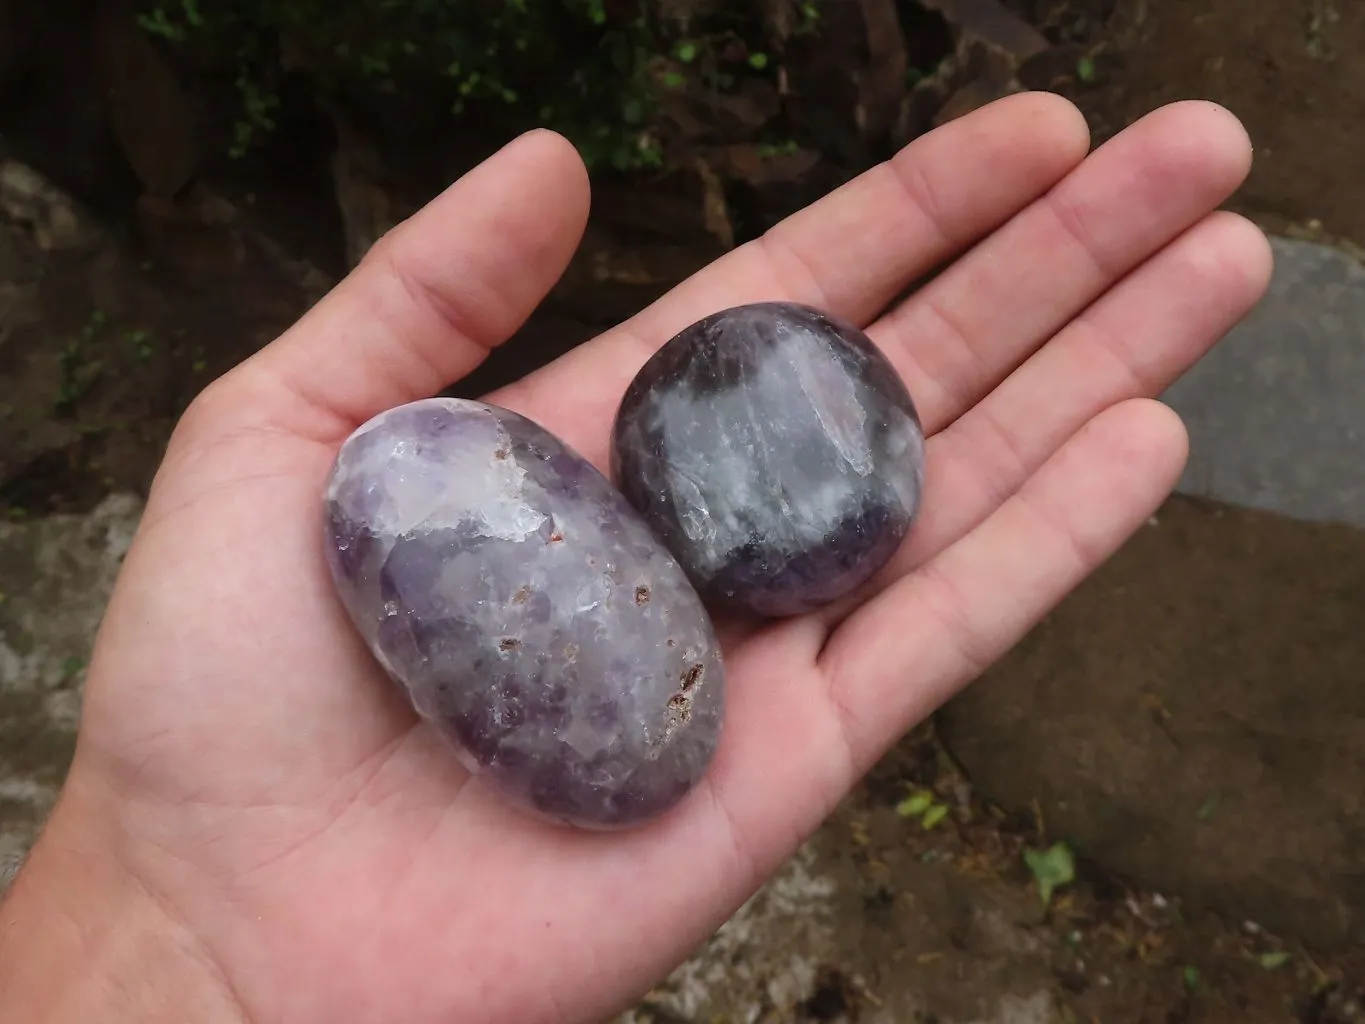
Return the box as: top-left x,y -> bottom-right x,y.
611,301 -> 925,617
323,397 -> 724,830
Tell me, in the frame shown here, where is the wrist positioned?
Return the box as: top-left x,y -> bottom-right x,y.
0,773 -> 247,1023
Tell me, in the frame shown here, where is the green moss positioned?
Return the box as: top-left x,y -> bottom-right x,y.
135,0 -> 811,172
135,0 -> 672,169
0,689 -> 77,785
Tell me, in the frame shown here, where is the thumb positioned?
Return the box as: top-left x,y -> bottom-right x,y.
219,129 -> 591,441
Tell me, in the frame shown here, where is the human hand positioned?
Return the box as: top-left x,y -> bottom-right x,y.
0,93 -> 1270,1024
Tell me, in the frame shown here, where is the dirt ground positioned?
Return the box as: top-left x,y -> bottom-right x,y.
6,0 -> 1365,518
1022,0 -> 1365,249
3,0 -> 1364,1020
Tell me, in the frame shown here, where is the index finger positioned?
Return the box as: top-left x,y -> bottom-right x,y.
219,130 -> 592,441
489,91 -> 1091,467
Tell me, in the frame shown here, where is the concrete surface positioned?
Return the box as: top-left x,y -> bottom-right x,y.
0,493 -> 141,886
1164,235 -> 1365,527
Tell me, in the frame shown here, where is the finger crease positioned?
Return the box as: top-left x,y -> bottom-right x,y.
822,659 -> 871,782
373,244 -> 506,367
702,770 -> 765,898
966,399 -> 1033,487
1042,187 -> 1119,283
757,229 -> 837,313
888,151 -> 953,254
1069,310 -> 1159,397
913,557 -> 998,684
1021,481 -> 1107,575
907,291 -> 994,427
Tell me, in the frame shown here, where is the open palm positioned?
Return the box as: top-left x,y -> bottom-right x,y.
32,94 -> 1268,1024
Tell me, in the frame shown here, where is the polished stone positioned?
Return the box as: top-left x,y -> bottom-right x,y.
611,301 -> 925,617
323,398 -> 724,829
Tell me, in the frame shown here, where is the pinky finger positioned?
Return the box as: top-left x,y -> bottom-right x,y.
817,398 -> 1188,775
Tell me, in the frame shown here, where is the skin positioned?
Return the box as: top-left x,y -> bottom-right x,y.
0,93 -> 1271,1023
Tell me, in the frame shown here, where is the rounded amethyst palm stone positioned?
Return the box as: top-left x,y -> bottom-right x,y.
611,301 -> 925,617
323,397 -> 724,830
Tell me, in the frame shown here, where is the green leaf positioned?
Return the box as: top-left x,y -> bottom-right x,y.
1256,951 -> 1291,969
1195,793 -> 1221,821
921,804 -> 949,829
1076,56 -> 1096,82
1181,965 -> 1201,991
896,791 -> 934,818
676,41 -> 697,63
1023,842 -> 1075,907
748,52 -> 768,70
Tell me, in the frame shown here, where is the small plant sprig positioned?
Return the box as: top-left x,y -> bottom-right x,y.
135,0 -> 673,170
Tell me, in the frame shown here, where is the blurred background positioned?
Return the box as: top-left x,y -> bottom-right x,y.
1,1 -> 1362,1020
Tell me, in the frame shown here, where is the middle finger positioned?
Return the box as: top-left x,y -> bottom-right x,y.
855,208 -> 1273,611
865,99 -> 1254,437
486,92 -> 1090,465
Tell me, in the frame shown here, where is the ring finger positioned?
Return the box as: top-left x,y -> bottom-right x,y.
863,99 -> 1255,439
828,208 -> 1273,623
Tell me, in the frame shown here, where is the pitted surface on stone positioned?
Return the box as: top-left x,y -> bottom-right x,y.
611,301 -> 925,617
324,398 -> 723,830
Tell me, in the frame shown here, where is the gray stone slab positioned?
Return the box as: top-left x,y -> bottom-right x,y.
1162,235 -> 1365,527
0,493 -> 141,888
